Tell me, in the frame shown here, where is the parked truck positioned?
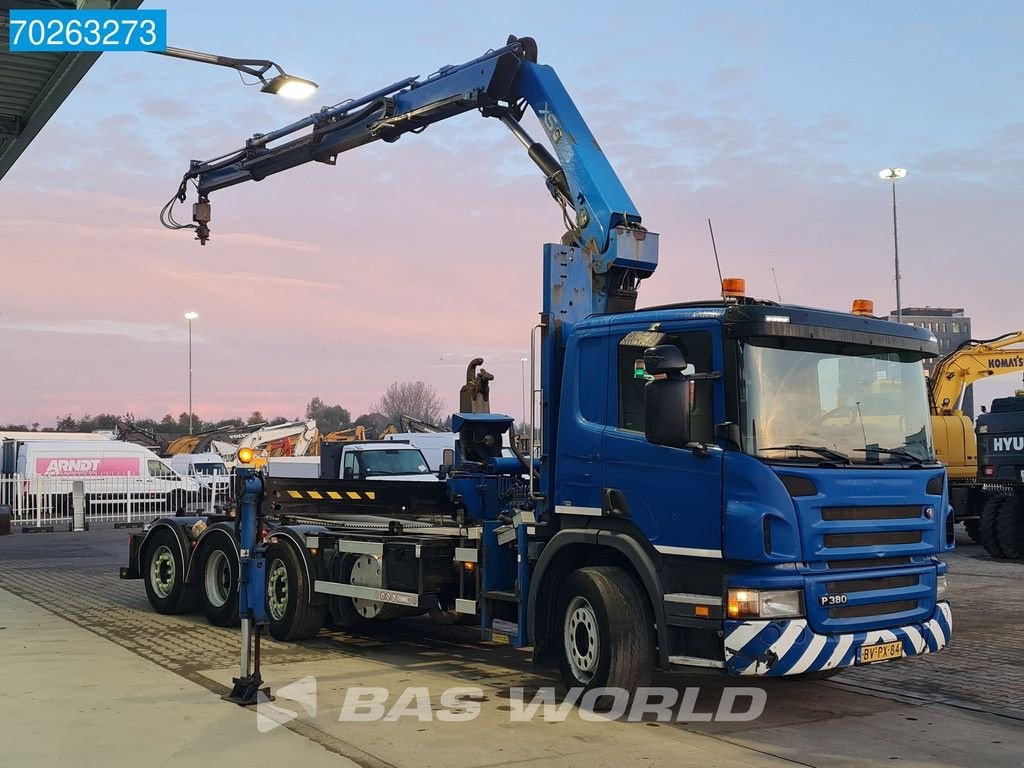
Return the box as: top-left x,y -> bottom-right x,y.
974,393 -> 1024,558
127,37 -> 952,694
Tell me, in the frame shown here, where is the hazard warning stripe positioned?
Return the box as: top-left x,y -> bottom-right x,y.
284,489 -> 377,501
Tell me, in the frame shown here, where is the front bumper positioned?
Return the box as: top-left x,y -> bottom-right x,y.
723,601 -> 951,676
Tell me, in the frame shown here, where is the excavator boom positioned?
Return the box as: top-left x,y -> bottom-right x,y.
930,331 -> 1024,414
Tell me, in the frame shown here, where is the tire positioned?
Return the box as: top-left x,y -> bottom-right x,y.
265,541 -> 325,641
963,518 -> 981,544
979,495 -> 1008,558
197,536 -> 240,626
995,496 -> 1024,559
143,527 -> 198,614
556,566 -> 654,692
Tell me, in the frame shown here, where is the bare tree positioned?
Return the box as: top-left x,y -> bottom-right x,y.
373,381 -> 446,428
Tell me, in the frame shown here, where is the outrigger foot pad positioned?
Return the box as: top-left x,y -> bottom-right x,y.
222,674 -> 271,706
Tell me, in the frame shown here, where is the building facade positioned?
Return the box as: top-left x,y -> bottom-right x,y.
889,307 -> 973,418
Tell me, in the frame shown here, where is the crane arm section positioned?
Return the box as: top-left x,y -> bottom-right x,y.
167,36 -> 657,314
929,331 -> 1024,414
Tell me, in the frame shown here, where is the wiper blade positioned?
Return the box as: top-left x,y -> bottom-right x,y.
851,446 -> 926,463
759,444 -> 851,464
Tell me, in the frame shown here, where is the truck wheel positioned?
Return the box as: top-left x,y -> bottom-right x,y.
995,497 -> 1024,559
962,519 -> 981,544
556,566 -> 654,692
265,542 -> 325,641
979,496 -> 1007,558
197,537 -> 240,626
143,528 -> 198,614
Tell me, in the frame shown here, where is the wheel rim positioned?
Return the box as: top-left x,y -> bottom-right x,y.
204,549 -> 232,608
564,596 -> 599,684
268,558 -> 289,621
149,545 -> 176,599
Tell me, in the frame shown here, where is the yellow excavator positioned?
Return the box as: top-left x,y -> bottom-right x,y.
307,425 -> 367,456
929,330 -> 1024,546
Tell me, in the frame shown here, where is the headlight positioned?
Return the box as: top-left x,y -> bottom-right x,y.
727,588 -> 804,619
936,574 -> 948,602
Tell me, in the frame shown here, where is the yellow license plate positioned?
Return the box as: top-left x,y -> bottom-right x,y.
859,639 -> 903,664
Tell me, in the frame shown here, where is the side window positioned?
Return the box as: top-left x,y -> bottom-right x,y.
343,451 -> 357,478
617,330 -> 715,443
148,459 -> 175,478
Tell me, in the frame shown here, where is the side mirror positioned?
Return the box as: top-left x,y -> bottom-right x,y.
442,448 -> 455,466
643,345 -> 691,448
644,344 -> 687,376
343,466 -> 354,480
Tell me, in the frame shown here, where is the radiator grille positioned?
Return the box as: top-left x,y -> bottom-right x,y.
822,506 -> 920,521
824,531 -> 922,548
830,599 -> 917,619
826,557 -> 911,570
826,575 -> 918,593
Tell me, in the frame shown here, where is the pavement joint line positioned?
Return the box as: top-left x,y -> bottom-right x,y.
830,679 -> 1024,722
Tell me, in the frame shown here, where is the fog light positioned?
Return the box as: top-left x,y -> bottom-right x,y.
727,588 -> 804,619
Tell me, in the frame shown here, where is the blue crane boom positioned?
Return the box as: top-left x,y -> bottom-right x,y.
169,36 -> 657,315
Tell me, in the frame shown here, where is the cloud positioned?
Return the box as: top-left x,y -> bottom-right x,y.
0,320 -> 203,345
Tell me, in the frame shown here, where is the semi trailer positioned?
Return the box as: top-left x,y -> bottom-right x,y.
124,36 -> 953,694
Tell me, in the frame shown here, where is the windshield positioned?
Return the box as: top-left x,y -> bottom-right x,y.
194,463 -> 227,475
359,449 -> 431,476
740,339 -> 934,464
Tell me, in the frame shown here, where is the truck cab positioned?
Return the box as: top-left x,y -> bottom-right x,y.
540,298 -> 952,675
321,441 -> 438,482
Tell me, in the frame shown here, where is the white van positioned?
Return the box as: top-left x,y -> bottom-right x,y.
167,452 -> 231,499
16,440 -> 202,512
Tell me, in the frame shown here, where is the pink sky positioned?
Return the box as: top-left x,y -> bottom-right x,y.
1,2 -> 1022,426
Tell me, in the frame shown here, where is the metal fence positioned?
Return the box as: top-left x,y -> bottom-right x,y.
0,473 -> 234,529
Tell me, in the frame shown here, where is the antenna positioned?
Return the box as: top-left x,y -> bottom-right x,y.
708,218 -> 724,289
771,267 -> 783,302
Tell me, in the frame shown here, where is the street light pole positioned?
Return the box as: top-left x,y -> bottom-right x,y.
185,312 -> 199,435
879,168 -> 907,323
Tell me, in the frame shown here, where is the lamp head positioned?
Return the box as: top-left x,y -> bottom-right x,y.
261,73 -> 318,99
879,167 -> 907,181
184,311 -> 199,320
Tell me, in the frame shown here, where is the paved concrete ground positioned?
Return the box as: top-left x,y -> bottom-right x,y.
0,526 -> 1021,767
0,588 -> 354,768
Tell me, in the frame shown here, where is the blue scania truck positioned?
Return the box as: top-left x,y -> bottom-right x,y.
124,36 -> 952,694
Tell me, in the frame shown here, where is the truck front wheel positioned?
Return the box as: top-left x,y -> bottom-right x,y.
265,542 -> 325,641
197,537 -> 240,626
143,528 -> 197,614
556,566 -> 654,692
995,496 -> 1024,559
979,496 -> 1007,558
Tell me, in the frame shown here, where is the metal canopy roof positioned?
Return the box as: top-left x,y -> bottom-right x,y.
0,0 -> 142,181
